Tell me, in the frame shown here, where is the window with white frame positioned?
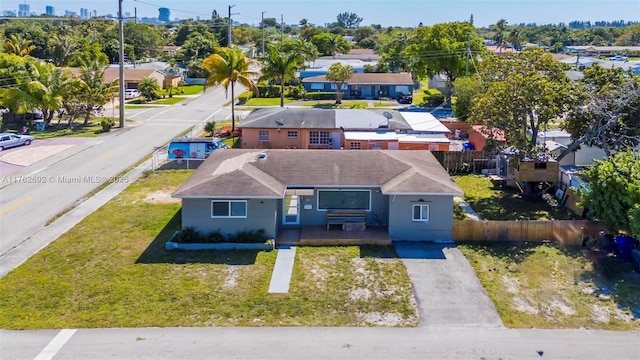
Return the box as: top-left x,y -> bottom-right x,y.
258,130 -> 269,142
395,85 -> 410,93
287,131 -> 298,139
350,142 -> 362,150
330,83 -> 349,90
211,200 -> 247,218
309,131 -> 331,145
412,204 -> 429,222
310,83 -> 324,90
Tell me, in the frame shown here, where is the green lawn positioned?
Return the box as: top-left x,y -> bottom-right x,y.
0,170 -> 417,329
27,122 -> 104,139
244,97 -> 295,106
459,242 -> 640,330
151,96 -> 185,105
453,175 -> 579,220
176,84 -> 205,95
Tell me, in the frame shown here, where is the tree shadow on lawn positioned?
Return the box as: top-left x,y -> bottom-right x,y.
135,210 -> 260,265
359,245 -> 398,259
468,191 -> 579,220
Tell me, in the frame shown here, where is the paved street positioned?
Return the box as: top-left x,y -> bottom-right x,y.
0,88 -> 232,258
2,326 -> 639,360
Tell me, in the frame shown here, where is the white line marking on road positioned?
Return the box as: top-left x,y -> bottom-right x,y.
205,108 -> 223,122
28,167 -> 48,176
33,329 -> 77,360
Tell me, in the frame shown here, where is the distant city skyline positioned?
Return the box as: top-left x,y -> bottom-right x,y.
1,0 -> 639,27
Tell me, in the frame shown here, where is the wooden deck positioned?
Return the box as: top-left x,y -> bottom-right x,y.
276,226 -> 391,246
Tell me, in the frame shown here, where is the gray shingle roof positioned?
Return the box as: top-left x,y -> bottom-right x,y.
173,150 -> 463,198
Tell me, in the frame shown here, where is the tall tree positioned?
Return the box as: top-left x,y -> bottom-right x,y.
468,48 -> 571,151
310,33 -> 350,57
203,47 -> 259,133
259,45 -> 303,107
492,19 -> 508,53
336,12 -> 363,29
137,77 -> 161,101
403,22 -> 485,85
325,63 -> 353,104
580,150 -> 640,236
73,57 -> 117,125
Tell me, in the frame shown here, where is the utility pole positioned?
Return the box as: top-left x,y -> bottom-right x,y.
281,14 -> 284,42
261,10 -> 267,55
118,0 -> 125,128
466,33 -> 471,76
228,5 -> 236,47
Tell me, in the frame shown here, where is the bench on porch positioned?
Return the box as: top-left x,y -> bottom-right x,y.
326,210 -> 367,231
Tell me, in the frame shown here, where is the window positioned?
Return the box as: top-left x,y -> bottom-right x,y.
395,85 -> 410,93
318,190 -> 371,210
350,142 -> 362,150
330,83 -> 348,90
534,162 -> 547,169
310,83 -> 324,90
371,142 -> 383,150
211,200 -> 247,218
412,204 -> 429,222
309,131 -> 331,145
258,130 -> 269,142
287,131 -> 298,139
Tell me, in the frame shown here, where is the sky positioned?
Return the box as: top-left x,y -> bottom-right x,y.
1,0 -> 639,27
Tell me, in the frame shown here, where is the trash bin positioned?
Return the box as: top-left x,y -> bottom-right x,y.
35,120 -> 45,131
614,235 -> 639,262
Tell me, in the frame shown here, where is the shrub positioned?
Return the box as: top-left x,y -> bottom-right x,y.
228,229 -> 269,243
289,85 -> 306,99
237,92 -> 253,105
256,85 -> 281,98
348,103 -> 366,109
304,91 -> 338,101
172,226 -> 202,243
203,229 -> 226,243
422,89 -> 446,107
100,118 -> 114,132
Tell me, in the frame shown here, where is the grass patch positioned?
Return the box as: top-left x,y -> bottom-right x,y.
459,242 -> 640,330
373,102 -> 396,107
116,105 -> 161,109
453,175 -> 578,220
0,170 -> 417,329
222,136 -> 241,148
454,203 -> 468,220
28,122 -> 104,139
244,97 -> 295,106
176,85 -> 205,95
151,97 -> 185,105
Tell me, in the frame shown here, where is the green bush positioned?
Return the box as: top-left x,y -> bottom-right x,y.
289,85 -> 306,99
172,226 -> 202,243
100,118 -> 114,132
422,89 -> 446,107
256,85 -> 281,98
237,92 -> 253,105
228,229 -> 269,243
348,103 -> 367,109
204,229 -> 226,243
304,92 -> 338,100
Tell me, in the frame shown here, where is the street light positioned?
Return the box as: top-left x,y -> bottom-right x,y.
261,11 -> 267,55
118,0 -> 125,128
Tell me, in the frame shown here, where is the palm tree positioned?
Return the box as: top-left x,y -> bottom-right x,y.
492,19 -> 508,53
296,39 -> 320,68
327,35 -> 349,59
203,47 -> 259,133
507,29 -> 524,51
299,18 -> 309,28
260,45 -> 303,107
325,63 -> 353,104
4,34 -> 36,57
75,57 -> 118,125
204,121 -> 216,136
138,77 -> 161,101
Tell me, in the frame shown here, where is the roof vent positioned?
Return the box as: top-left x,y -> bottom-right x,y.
258,152 -> 267,159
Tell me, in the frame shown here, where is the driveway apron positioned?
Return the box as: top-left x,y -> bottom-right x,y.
394,242 -> 503,327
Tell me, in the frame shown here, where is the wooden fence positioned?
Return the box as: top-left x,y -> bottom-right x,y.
431,150 -> 491,173
453,220 -> 608,245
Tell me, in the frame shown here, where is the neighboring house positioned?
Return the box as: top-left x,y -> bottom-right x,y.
560,56 -> 606,70
427,73 -> 450,96
563,45 -> 640,56
534,129 -> 606,166
468,125 -> 506,151
238,108 -> 451,150
299,58 -> 370,79
172,149 -> 463,241
159,45 -> 181,56
301,73 -> 414,99
66,67 -> 168,90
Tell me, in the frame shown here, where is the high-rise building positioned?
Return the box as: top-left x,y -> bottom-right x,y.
45,6 -> 55,16
159,7 -> 170,23
18,3 -> 30,17
80,8 -> 89,19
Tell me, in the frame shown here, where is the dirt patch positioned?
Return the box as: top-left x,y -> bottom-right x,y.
357,312 -> 406,326
513,296 -> 539,315
144,190 -> 180,204
223,267 -> 239,289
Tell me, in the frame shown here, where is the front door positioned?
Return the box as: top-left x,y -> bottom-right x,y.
283,194 -> 300,225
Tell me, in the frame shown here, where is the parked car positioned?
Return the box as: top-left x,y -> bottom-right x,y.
609,55 -> 628,61
397,92 -> 413,104
124,89 -> 140,100
0,132 -> 34,150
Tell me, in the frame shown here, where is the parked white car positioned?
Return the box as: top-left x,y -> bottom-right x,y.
0,132 -> 34,150
124,89 -> 140,100
609,55 -> 628,61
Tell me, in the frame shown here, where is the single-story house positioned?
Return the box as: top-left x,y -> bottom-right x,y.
468,125 -> 506,151
172,149 -> 464,241
103,68 -> 167,90
238,108 -> 451,150
301,73 -> 414,99
563,45 -> 640,56
534,129 -> 606,166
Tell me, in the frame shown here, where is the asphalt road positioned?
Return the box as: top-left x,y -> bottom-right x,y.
2,326 -> 639,360
0,87 -> 232,257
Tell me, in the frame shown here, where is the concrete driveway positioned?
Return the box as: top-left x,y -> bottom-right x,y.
394,242 -> 503,327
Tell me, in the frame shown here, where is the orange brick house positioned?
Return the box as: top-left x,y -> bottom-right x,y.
239,108 -> 451,150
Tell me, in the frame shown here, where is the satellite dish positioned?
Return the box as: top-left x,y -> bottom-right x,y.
383,111 -> 393,120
